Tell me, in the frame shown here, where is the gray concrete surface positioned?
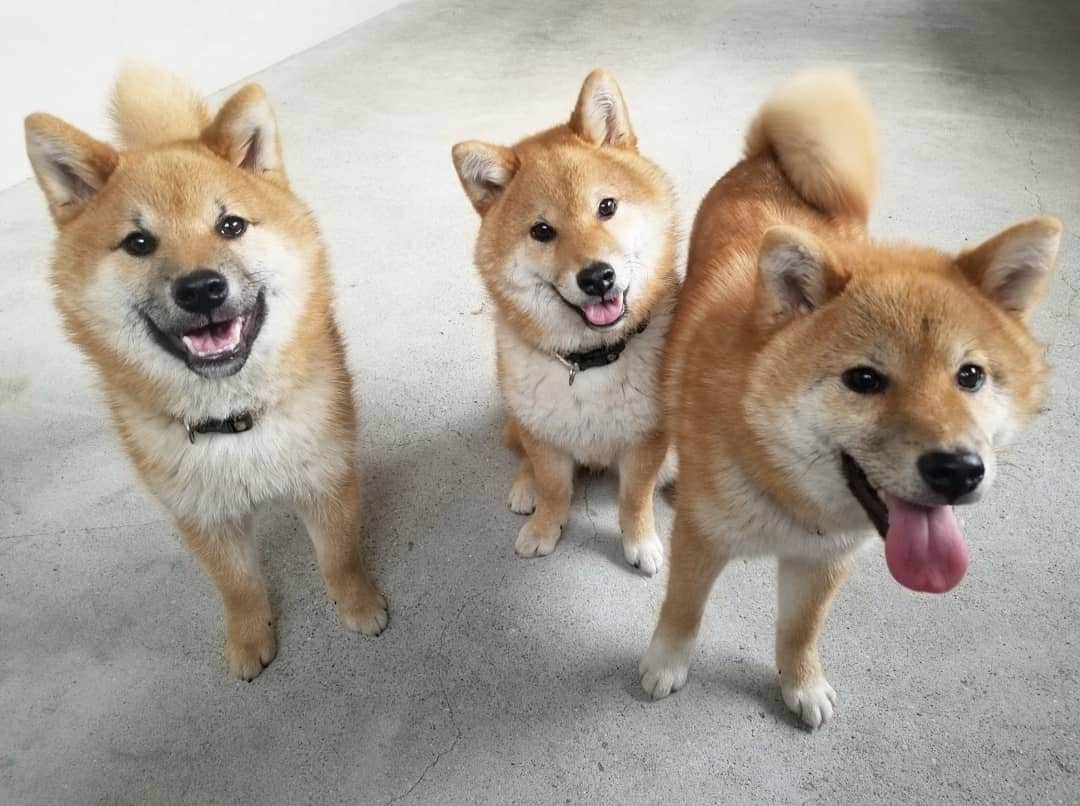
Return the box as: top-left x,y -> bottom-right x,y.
2,0 -> 1079,803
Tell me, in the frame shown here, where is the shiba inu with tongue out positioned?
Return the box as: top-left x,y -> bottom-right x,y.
24,66 -> 388,679
452,69 -> 679,572
639,68 -> 1062,728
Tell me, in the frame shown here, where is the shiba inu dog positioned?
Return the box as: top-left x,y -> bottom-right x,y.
24,67 -> 387,679
452,69 -> 679,573
639,68 -> 1062,726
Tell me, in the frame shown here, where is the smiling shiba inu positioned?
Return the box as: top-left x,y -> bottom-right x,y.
24,67 -> 387,679
639,69 -> 1062,726
452,69 -> 679,573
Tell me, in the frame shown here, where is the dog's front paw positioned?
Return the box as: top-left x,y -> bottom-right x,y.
225,621 -> 277,681
338,590 -> 389,636
622,532 -> 664,576
515,519 -> 561,557
639,636 -> 691,700
782,678 -> 837,729
507,477 -> 536,515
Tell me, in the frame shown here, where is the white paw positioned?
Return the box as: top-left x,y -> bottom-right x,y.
507,477 -> 536,515
622,532 -> 664,576
639,636 -> 691,700
225,623 -> 277,681
339,593 -> 389,637
514,520 -> 560,557
782,679 -> 838,729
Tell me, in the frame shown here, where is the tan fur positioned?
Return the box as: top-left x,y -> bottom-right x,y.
452,69 -> 679,572
110,64 -> 211,148
642,69 -> 1062,727
744,67 -> 877,221
25,67 -> 386,679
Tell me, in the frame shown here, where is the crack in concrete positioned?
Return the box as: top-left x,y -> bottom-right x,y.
583,475 -> 600,542
1006,125 -> 1044,213
385,601 -> 466,805
1025,149 -> 1044,212
0,517 -> 170,544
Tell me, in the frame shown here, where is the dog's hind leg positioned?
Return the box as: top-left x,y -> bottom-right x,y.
513,427 -> 573,557
503,415 -> 525,455
177,515 -> 276,680
639,510 -> 727,699
298,467 -> 388,637
617,430 -> 668,575
775,555 -> 853,729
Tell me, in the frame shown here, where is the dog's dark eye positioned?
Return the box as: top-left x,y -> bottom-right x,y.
217,215 -> 248,239
121,231 -> 157,257
957,363 -> 985,392
530,222 -> 556,243
842,366 -> 889,395
598,198 -> 618,220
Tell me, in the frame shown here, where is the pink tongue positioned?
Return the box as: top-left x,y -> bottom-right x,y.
883,495 -> 968,593
185,318 -> 240,354
580,296 -> 625,326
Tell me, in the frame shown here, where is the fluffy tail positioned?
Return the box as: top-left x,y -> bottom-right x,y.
745,68 -> 878,222
109,64 -> 210,148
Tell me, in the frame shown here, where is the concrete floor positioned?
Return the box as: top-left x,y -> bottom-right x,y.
2,0 -> 1079,803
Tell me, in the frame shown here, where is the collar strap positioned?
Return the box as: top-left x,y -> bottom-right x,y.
554,319 -> 649,386
184,412 -> 256,444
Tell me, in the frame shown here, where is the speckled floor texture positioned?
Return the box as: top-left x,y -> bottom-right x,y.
2,0 -> 1078,803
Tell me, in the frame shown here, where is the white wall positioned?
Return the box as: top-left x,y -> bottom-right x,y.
1,0 -> 404,189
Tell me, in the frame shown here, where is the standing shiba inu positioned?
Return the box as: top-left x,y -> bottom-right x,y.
639,69 -> 1062,726
24,67 -> 387,679
452,69 -> 679,573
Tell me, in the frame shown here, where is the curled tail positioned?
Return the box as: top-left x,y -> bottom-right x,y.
109,64 -> 210,148
745,68 -> 878,222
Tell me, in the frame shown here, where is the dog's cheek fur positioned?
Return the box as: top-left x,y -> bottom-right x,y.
232,225 -> 313,362
78,252 -> 154,355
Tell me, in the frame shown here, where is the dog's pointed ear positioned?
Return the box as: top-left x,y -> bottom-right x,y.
569,68 -> 636,150
957,216 -> 1062,318
202,84 -> 286,185
25,114 -> 119,226
451,141 -> 518,215
757,226 -> 842,321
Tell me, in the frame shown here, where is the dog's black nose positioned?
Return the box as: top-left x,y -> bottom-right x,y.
576,262 -> 616,297
173,270 -> 229,315
917,450 -> 984,502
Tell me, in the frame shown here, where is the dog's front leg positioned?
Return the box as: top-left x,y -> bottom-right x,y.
617,431 -> 668,575
640,510 -> 727,698
177,515 -> 276,680
503,415 -> 537,515
297,467 -> 388,636
775,555 -> 853,729
514,428 -> 573,557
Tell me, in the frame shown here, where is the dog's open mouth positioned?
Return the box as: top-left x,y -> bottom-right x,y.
557,288 -> 628,330
841,453 -> 968,594
145,290 -> 267,378
182,317 -> 245,359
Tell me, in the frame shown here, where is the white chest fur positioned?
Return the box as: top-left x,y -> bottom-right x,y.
114,370 -> 350,529
689,460 -> 874,561
496,307 -> 671,467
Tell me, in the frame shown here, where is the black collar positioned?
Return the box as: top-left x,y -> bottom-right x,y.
554,319 -> 649,386
183,412 -> 256,444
